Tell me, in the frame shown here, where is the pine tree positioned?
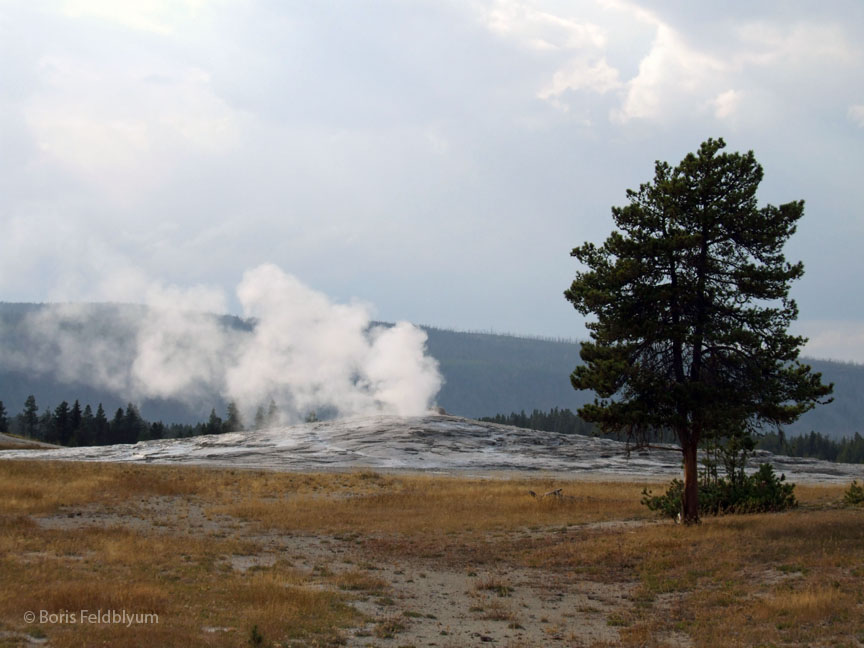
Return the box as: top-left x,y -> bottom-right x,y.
254,406 -> 266,430
123,404 -> 145,444
38,407 -> 55,443
565,138 -> 833,524
76,404 -> 95,446
110,407 -> 126,444
94,404 -> 110,446
0,400 -> 8,434
149,421 -> 165,440
54,401 -> 73,446
224,401 -> 243,433
21,395 -> 38,439
70,400 -> 83,443
266,399 -> 279,426
205,408 -> 223,435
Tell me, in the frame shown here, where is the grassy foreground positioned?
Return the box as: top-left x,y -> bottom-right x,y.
0,460 -> 862,647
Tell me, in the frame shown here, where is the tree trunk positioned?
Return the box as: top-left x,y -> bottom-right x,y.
682,440 -> 700,524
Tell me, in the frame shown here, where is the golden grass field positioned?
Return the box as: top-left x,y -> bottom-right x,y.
0,459 -> 862,647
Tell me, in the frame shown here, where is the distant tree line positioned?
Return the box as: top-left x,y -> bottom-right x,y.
0,395 -> 287,447
482,407 -> 864,464
480,407 -> 679,442
480,408 -> 596,436
758,431 -> 864,464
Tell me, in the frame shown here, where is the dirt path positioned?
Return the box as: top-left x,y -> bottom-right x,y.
342,562 -> 632,647
32,496 -> 663,647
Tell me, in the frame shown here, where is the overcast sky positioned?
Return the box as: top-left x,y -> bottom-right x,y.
1,0 -> 862,362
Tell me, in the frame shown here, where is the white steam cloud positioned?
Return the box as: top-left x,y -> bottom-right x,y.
225,265 -> 441,418
1,264 -> 442,423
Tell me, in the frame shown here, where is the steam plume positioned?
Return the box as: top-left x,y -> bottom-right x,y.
0,264 -> 442,423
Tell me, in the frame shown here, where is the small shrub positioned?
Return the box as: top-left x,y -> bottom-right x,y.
374,616 -> 406,638
334,569 -> 388,592
475,577 -> 514,597
843,480 -> 864,506
480,599 -> 515,621
248,624 -> 265,647
641,479 -> 685,519
607,612 -> 629,627
642,463 -> 797,518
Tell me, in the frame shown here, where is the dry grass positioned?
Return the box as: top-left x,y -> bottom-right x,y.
0,517 -> 358,646
475,598 -> 518,622
212,472 -> 652,535
0,460 -> 202,514
520,506 -> 864,646
331,569 -> 390,593
0,442 -> 37,451
0,433 -> 54,451
1,459 -> 862,647
475,575 -> 515,597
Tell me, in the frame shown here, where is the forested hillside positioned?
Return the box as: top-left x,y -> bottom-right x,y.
422,326 -> 589,418
0,303 -> 861,439
426,326 -> 863,439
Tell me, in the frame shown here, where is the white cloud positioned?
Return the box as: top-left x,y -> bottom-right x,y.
601,3 -> 861,127
735,22 -> 860,68
473,1 -> 621,113
538,57 -> 622,103
849,105 -> 864,128
613,22 -> 726,123
713,89 -> 741,120
60,0 -> 213,35
23,56 -> 243,201
478,0 -> 606,51
425,130 -> 451,155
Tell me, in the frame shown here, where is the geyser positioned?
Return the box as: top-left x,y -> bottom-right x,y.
0,264 -> 442,422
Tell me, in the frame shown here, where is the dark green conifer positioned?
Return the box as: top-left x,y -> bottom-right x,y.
565,138 -> 833,524
70,400 -> 83,441
205,408 -> 223,435
22,395 -> 38,438
224,401 -> 243,432
38,407 -> 54,443
94,404 -> 110,445
54,401 -> 72,446
149,421 -> 165,440
76,404 -> 95,446
123,404 -> 145,444
110,407 -> 126,444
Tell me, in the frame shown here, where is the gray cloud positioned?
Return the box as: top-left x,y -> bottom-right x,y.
0,0 -> 862,361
